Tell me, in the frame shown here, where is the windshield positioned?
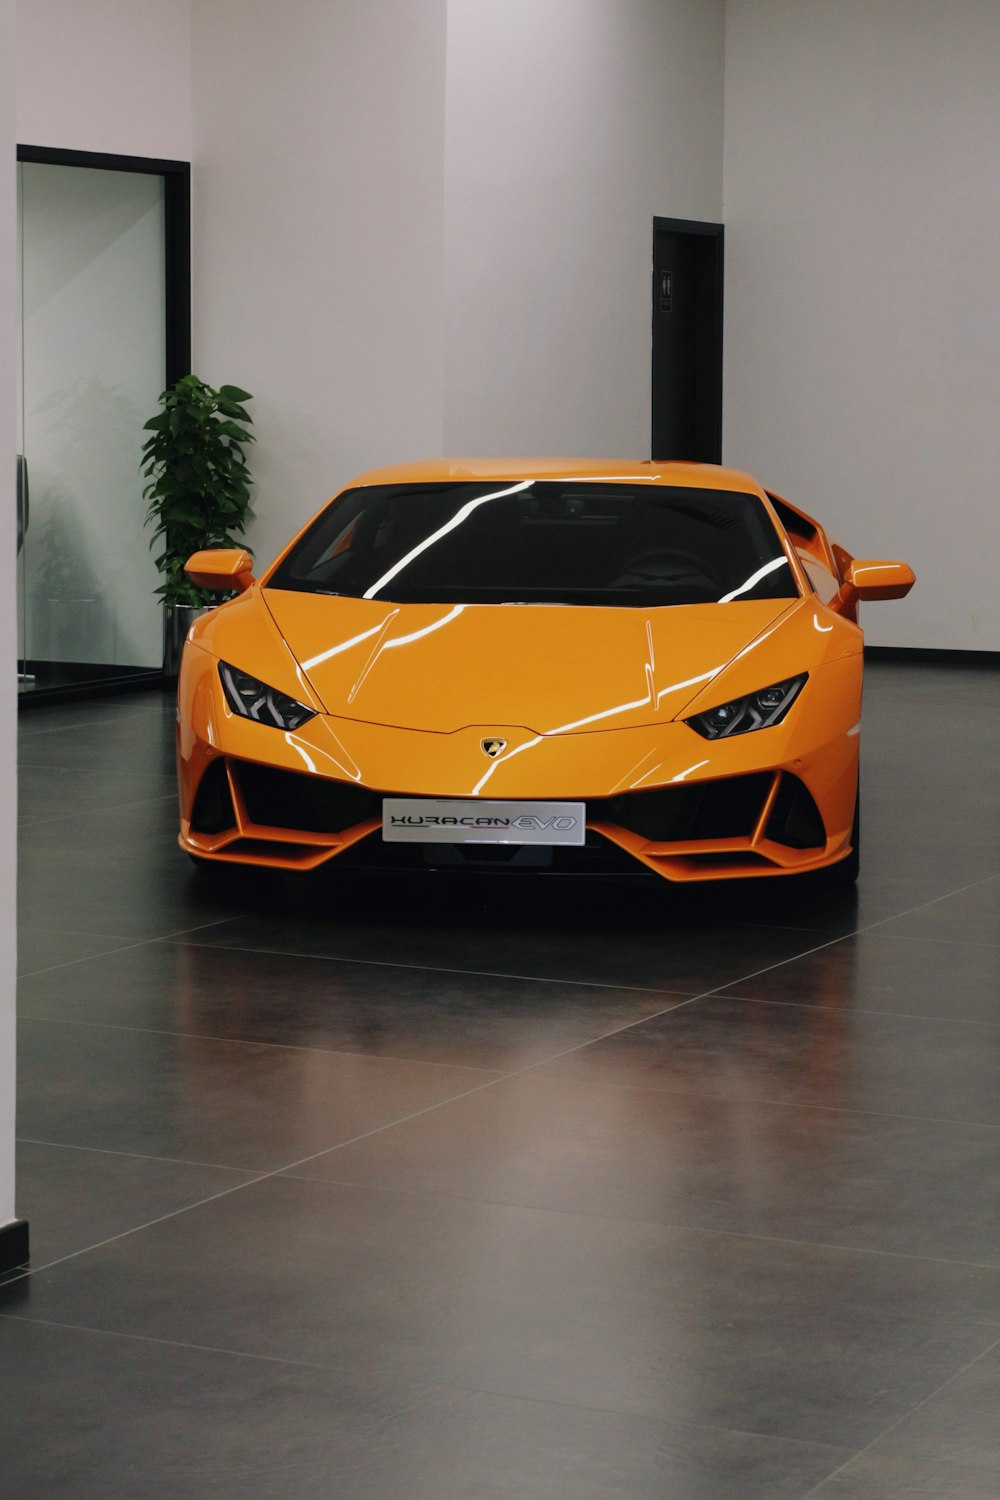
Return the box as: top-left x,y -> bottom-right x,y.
267,481 -> 799,608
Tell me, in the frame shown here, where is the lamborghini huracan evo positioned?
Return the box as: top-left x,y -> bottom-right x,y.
176,458 -> 914,885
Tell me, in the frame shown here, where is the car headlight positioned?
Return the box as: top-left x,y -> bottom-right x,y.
218,662 -> 316,731
685,673 -> 807,740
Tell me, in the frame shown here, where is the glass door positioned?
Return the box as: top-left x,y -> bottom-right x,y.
16,152 -> 189,697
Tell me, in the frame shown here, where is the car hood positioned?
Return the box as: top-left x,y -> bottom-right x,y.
261,590 -> 800,735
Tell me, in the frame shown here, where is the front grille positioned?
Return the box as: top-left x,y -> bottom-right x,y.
590,773 -> 772,842
336,829 -> 643,876
198,760 -> 823,861
236,762 -> 381,833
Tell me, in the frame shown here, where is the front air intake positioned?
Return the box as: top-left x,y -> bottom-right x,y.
235,762 -> 381,834
765,774 -> 826,849
190,758 -> 237,835
590,773 -> 773,842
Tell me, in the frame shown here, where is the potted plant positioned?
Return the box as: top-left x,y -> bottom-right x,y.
141,374 -> 255,675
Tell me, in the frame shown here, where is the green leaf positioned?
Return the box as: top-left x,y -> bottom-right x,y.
141,373 -> 255,592
215,421 -> 252,443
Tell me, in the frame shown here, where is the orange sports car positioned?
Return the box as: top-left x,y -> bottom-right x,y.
176,459 -> 914,885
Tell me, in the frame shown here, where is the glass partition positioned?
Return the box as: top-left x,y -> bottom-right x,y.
16,153 -> 188,696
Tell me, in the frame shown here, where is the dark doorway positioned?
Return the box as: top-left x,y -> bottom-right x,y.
651,217 -> 723,463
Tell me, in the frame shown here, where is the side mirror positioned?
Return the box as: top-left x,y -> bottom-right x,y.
185,548 -> 255,594
830,559 -> 915,615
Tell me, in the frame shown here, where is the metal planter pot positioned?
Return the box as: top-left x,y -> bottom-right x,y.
163,603 -> 212,679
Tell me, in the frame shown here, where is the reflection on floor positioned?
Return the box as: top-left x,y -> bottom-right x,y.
4,662 -> 1000,1499
18,660 -> 159,700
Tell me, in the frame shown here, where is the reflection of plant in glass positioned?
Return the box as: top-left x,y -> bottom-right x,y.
32,489 -> 100,596
29,490 -> 113,665
31,375 -> 141,598
141,375 -> 255,607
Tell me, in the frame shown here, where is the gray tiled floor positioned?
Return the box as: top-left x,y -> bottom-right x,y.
4,664 -> 1000,1499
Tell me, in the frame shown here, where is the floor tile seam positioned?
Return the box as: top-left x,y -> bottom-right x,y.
18,758 -> 174,777
594,871 -> 1000,1026
162,873 -> 992,1009
5,1051 -> 621,1280
712,990 -> 1000,1031
799,927 -> 1000,953
18,766 -> 177,786
20,704 -> 175,727
14,1012 -> 504,1076
111,871 -> 1000,1010
18,938 -> 168,979
513,1067 -> 1000,1132
872,933 -> 1000,953
0,1317 -> 989,1461
492,935 -> 868,1062
0,1311 -> 344,1374
19,925 -> 137,940
433,1375 -> 856,1455
13,874 -> 996,1286
10,1079 -> 1000,1294
155,912 -> 261,940
161,937 -> 704,997
849,870 -> 1000,936
270,1168 -> 1000,1273
15,876 -> 1000,1212
798,1332 -> 1000,1498
19,697 -> 171,720
16,913 -> 258,979
19,757 -> 174,777
0,1302 -> 857,1455
1,1172 -> 274,1281
0,1303 -> 947,1472
242,995 -> 718,1181
6,997 -> 714,1282
18,715 -> 140,737
19,792 -> 178,828
232,902 -> 993,1177
859,872 -> 1000,932
15,1134 -> 266,1174
19,777 -> 178,797
893,935 -> 1000,951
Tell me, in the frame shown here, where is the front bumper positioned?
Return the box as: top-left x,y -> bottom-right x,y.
177,642 -> 862,882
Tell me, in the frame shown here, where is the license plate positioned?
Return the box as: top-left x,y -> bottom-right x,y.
382,798 -> 586,845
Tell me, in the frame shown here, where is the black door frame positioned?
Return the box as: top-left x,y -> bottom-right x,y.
15,146 -> 191,704
17,145 -> 192,387
651,216 -> 724,463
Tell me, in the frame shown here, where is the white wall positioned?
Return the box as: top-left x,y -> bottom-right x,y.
723,0 -> 1000,650
192,0 -> 725,572
191,0 -> 449,575
2,0 -> 19,1235
16,0 -> 191,161
443,0 -> 725,456
14,0 -> 999,654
